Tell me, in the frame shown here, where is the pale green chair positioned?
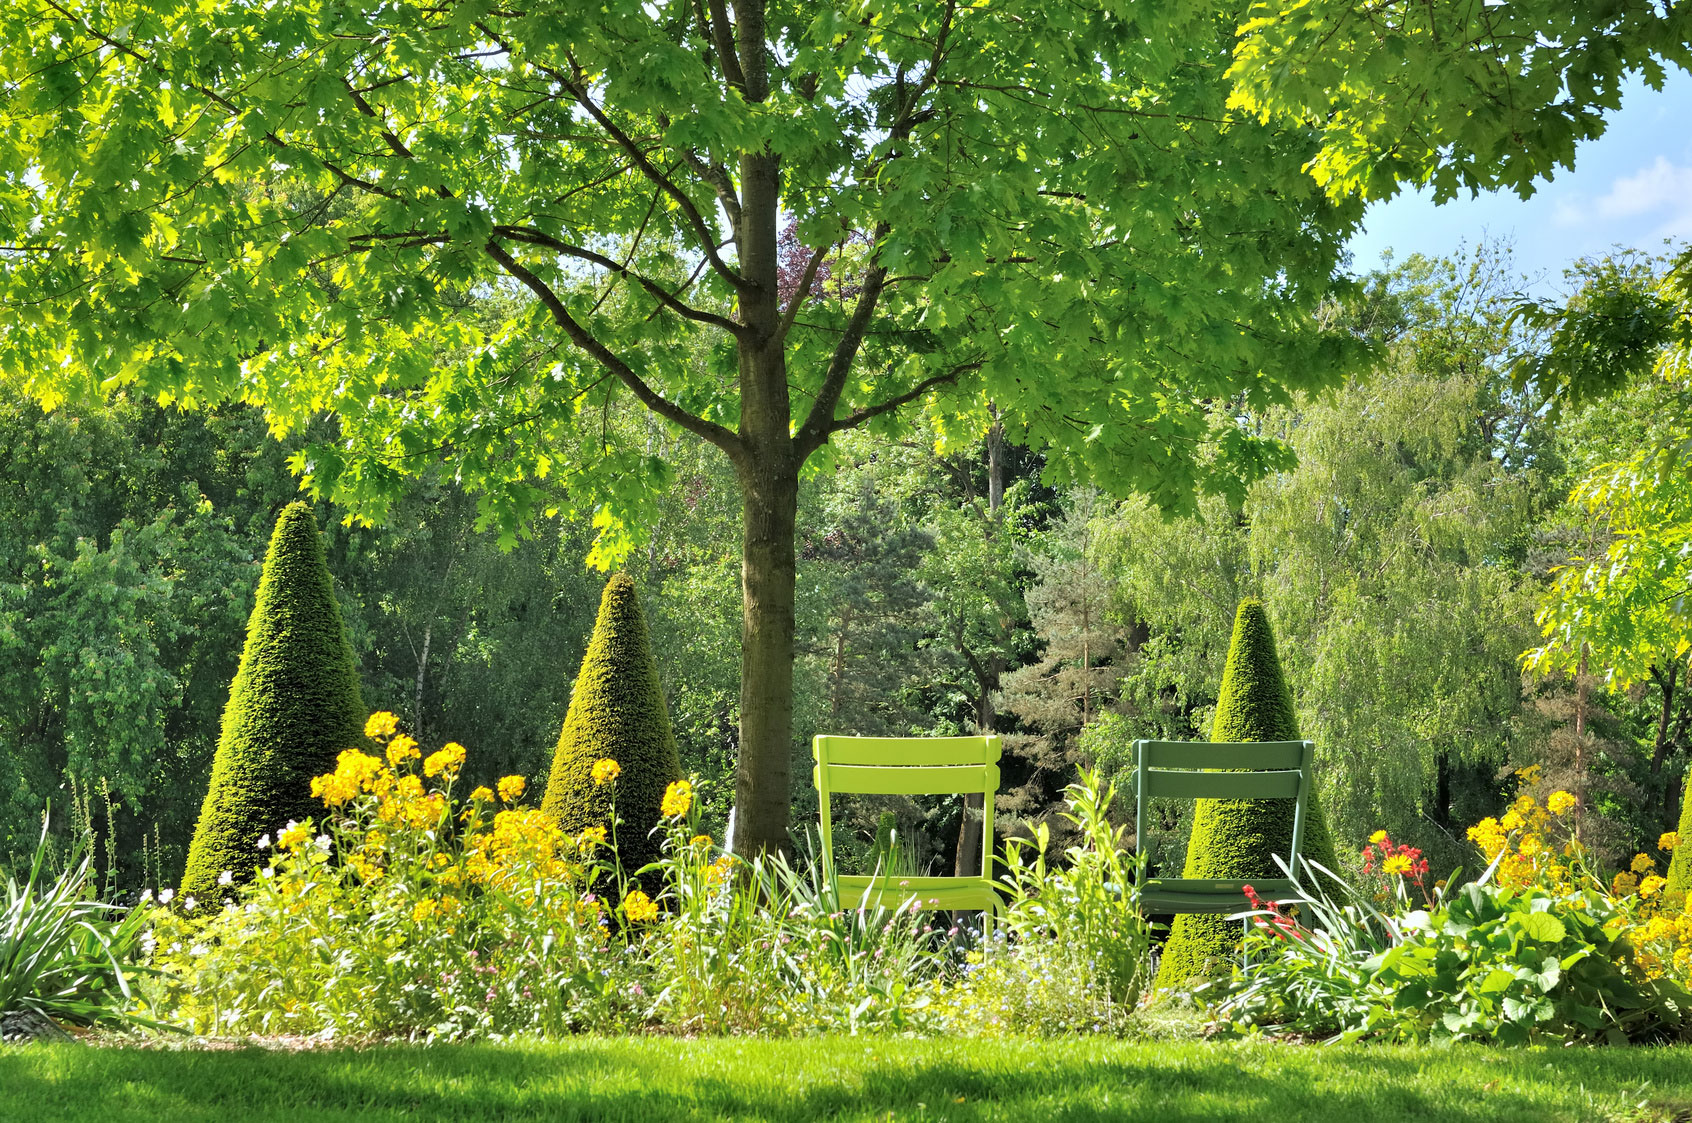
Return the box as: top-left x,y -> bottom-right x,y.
1132,739 -> 1317,913
813,734 -> 1003,931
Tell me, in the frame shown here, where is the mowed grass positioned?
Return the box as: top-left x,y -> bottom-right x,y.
5,1037 -> 1692,1123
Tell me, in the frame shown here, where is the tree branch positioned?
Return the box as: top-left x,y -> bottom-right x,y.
798,360 -> 980,457
484,239 -> 744,459
493,223 -> 744,336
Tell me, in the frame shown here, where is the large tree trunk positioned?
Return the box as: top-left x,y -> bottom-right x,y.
733,452 -> 799,855
728,143 -> 798,857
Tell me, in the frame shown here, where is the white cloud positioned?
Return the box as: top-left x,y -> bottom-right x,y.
1595,156 -> 1692,220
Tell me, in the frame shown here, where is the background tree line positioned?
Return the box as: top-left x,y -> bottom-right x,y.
2,244 -> 1686,888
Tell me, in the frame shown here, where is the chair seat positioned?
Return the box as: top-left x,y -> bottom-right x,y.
836,874 -> 1000,913
1141,877 -> 1296,915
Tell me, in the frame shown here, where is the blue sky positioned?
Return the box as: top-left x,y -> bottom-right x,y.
1345,68 -> 1692,295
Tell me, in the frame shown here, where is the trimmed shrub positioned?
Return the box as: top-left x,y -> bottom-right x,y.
1153,598 -> 1339,990
181,502 -> 366,904
541,573 -> 682,877
1667,770 -> 1692,896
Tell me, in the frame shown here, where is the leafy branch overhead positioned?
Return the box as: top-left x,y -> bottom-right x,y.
0,0 -> 1389,554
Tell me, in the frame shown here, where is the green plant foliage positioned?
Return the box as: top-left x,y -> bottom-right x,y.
1211,861 -> 1692,1046
542,575 -> 682,876
180,503 -> 366,903
1154,599 -> 1338,990
2,817 -> 151,1031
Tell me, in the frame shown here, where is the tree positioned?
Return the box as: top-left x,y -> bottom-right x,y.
541,574 -> 682,876
9,1 -> 1678,852
0,0 -> 1371,854
182,502 -> 366,902
998,490 -> 1129,834
1153,599 -> 1338,988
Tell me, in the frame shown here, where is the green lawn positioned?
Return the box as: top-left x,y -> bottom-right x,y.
2,1037 -> 1690,1122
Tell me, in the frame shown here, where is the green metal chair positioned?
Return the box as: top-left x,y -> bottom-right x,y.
813,734 -> 1003,931
1132,739 -> 1317,914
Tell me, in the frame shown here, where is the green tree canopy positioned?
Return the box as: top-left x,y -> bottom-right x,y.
4,0 -> 1679,851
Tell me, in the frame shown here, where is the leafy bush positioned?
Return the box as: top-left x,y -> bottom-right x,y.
3,819 -> 151,1030
930,770 -> 1155,1035
541,574 -> 681,878
1155,599 -> 1339,989
1207,791 -> 1692,1045
148,715 -> 953,1039
181,502 -> 366,904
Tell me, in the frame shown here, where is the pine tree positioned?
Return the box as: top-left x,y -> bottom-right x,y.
541,574 -> 682,876
1153,599 -> 1339,989
181,502 -> 366,902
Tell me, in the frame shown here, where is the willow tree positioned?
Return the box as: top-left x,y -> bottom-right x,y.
2,0 -> 1678,853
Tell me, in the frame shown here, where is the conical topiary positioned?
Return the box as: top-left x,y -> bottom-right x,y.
1152,598 -> 1339,989
541,573 -> 682,877
181,502 -> 366,903
1665,768 -> 1692,895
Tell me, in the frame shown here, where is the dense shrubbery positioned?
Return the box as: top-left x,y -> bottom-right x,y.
140,718 -> 1147,1040
1207,788 -> 1692,1044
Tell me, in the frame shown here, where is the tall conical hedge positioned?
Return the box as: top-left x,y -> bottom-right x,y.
182,502 -> 366,903
1153,599 -> 1339,989
541,573 -> 681,877
1665,769 -> 1692,895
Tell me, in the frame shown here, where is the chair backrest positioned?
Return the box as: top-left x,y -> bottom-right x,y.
813,735 -> 1001,880
1133,739 -> 1316,880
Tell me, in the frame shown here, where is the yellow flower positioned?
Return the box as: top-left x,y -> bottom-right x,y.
424,742 -> 467,778
1633,853 -> 1656,875
497,775 -> 526,803
1613,871 -> 1641,896
661,779 -> 693,818
396,774 -> 425,800
1382,854 -> 1414,876
365,711 -> 399,740
1501,810 -> 1524,831
622,889 -> 659,923
690,833 -> 712,850
468,786 -> 494,803
412,898 -> 440,924
1663,832 -> 1682,852
591,759 -> 621,785
386,734 -> 420,766
1644,916 -> 1678,942
576,825 -> 608,854
1368,830 -> 1388,846
278,822 -> 311,851
1547,790 -> 1577,816
1642,875 -> 1667,898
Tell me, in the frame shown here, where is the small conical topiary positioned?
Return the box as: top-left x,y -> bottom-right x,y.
182,502 -> 366,903
1665,770 -> 1692,895
541,573 -> 682,877
1153,598 -> 1339,989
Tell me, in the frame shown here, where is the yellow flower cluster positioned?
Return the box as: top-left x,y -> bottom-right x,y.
661,780 -> 693,819
622,889 -> 659,923
423,741 -> 466,778
592,758 -> 621,785
498,775 -> 526,802
1467,783 -> 1692,982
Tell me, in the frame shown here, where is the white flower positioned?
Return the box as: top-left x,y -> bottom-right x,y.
218,870 -> 234,886
158,888 -> 175,904
183,896 -> 197,911
139,889 -> 153,904
261,868 -> 274,880
189,943 -> 208,957
257,834 -> 271,850
314,834 -> 332,851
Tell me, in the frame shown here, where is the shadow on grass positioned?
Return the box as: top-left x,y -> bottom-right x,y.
6,1039 -> 1692,1122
